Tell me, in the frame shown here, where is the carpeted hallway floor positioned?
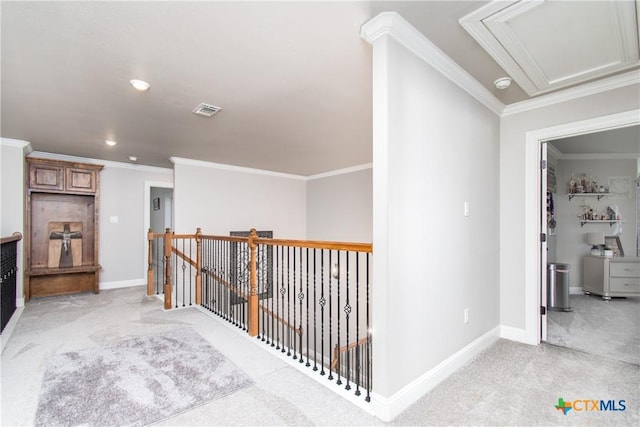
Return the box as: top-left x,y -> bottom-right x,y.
2,286 -> 638,426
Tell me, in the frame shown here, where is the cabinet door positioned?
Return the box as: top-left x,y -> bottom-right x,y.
66,168 -> 97,193
29,164 -> 64,191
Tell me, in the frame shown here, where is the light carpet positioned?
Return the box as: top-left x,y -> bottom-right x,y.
34,327 -> 254,426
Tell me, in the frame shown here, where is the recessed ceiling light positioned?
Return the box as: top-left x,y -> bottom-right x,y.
493,77 -> 512,90
129,156 -> 137,162
129,79 -> 150,92
105,139 -> 117,146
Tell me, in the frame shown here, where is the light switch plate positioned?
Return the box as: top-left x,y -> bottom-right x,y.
109,216 -> 119,224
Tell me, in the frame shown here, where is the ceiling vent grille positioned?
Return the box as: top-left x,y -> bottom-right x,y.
192,103 -> 222,117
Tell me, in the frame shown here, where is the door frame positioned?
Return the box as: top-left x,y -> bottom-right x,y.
143,180 -> 174,281
524,109 -> 639,345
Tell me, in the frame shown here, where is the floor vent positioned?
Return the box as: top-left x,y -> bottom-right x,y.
192,103 -> 222,117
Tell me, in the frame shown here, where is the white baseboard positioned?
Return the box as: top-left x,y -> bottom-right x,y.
1,306 -> 24,353
499,325 -> 528,343
370,326 -> 500,422
16,297 -> 25,308
99,278 -> 146,290
570,286 -> 583,295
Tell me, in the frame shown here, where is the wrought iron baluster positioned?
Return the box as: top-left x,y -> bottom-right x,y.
344,252 -> 351,390
292,247 -> 297,359
328,250 -> 333,380
305,247 -> 310,367
366,252 -> 371,402
320,249 -> 325,376
336,250 -> 341,385
313,248 -> 318,371
355,253 -> 361,396
298,246 -> 304,364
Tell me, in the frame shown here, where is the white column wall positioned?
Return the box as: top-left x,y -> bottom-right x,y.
369,32 -> 500,404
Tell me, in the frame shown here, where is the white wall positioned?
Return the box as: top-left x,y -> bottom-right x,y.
306,167 -> 372,242
554,158 -> 637,286
172,159 -> 306,239
1,139 -> 29,305
499,86 -> 640,335
98,164 -> 173,287
369,31 -> 500,402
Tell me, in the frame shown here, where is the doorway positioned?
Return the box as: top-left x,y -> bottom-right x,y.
523,109 -> 639,346
542,127 -> 639,364
143,181 -> 173,283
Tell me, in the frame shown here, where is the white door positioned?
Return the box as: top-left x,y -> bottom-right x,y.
540,142 -> 548,341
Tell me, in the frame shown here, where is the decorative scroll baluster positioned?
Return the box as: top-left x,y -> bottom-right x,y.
366,252 -> 371,402
312,248 -> 318,371
328,249 -> 333,381
305,248 -> 310,367
320,250 -> 326,376
355,254 -> 361,396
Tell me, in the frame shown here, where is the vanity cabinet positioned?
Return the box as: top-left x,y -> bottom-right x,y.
583,255 -> 640,300
24,158 -> 103,301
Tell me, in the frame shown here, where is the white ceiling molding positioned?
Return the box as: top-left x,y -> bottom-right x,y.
461,0 -> 640,97
169,157 -> 307,181
29,151 -> 173,174
502,70 -> 640,117
361,12 -> 505,116
306,163 -> 372,181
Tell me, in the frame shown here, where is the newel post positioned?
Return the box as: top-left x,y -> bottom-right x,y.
195,228 -> 202,305
248,228 -> 259,337
164,228 -> 173,310
147,228 -> 154,296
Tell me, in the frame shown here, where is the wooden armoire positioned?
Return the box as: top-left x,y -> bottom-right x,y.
24,158 -> 103,301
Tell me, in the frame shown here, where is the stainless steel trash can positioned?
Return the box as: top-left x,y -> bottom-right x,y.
548,263 -> 572,312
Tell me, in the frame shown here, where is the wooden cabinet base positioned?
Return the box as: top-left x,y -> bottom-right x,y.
27,268 -> 99,300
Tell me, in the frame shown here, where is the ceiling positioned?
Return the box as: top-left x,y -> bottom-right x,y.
2,1 -> 639,175
549,125 -> 640,155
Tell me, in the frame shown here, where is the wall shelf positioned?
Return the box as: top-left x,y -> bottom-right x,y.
580,220 -> 624,227
568,193 -> 610,201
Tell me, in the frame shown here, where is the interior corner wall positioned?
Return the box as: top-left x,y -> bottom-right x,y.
499,85 -> 640,333
1,140 -> 27,304
172,163 -> 306,239
306,168 -> 372,242
98,166 -> 173,286
371,36 -> 500,398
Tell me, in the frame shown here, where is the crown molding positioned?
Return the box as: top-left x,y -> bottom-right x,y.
1,137 -> 32,153
169,157 -> 307,181
502,70 -> 640,116
29,151 -> 173,174
361,12 -> 505,116
307,163 -> 372,181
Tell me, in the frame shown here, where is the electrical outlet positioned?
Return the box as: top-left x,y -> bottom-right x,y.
464,202 -> 470,217
464,308 -> 469,324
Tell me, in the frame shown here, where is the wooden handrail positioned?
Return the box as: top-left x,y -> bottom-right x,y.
1,232 -> 23,245
330,337 -> 369,371
171,246 -> 197,268
254,237 -> 372,253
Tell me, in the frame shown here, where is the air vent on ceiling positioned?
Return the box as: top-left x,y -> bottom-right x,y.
192,103 -> 222,117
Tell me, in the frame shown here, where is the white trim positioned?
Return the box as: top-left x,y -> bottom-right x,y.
570,286 -> 583,295
100,278 -> 146,290
499,325 -> 528,343
557,153 -> 639,160
1,306 -> 24,353
360,12 -> 504,116
169,157 -> 307,181
546,144 -> 563,160
0,138 -> 31,149
193,305 -> 376,416
370,327 -> 500,422
503,70 -> 640,116
16,297 -> 25,308
524,109 -> 640,346
29,151 -> 173,174
306,163 -> 372,181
